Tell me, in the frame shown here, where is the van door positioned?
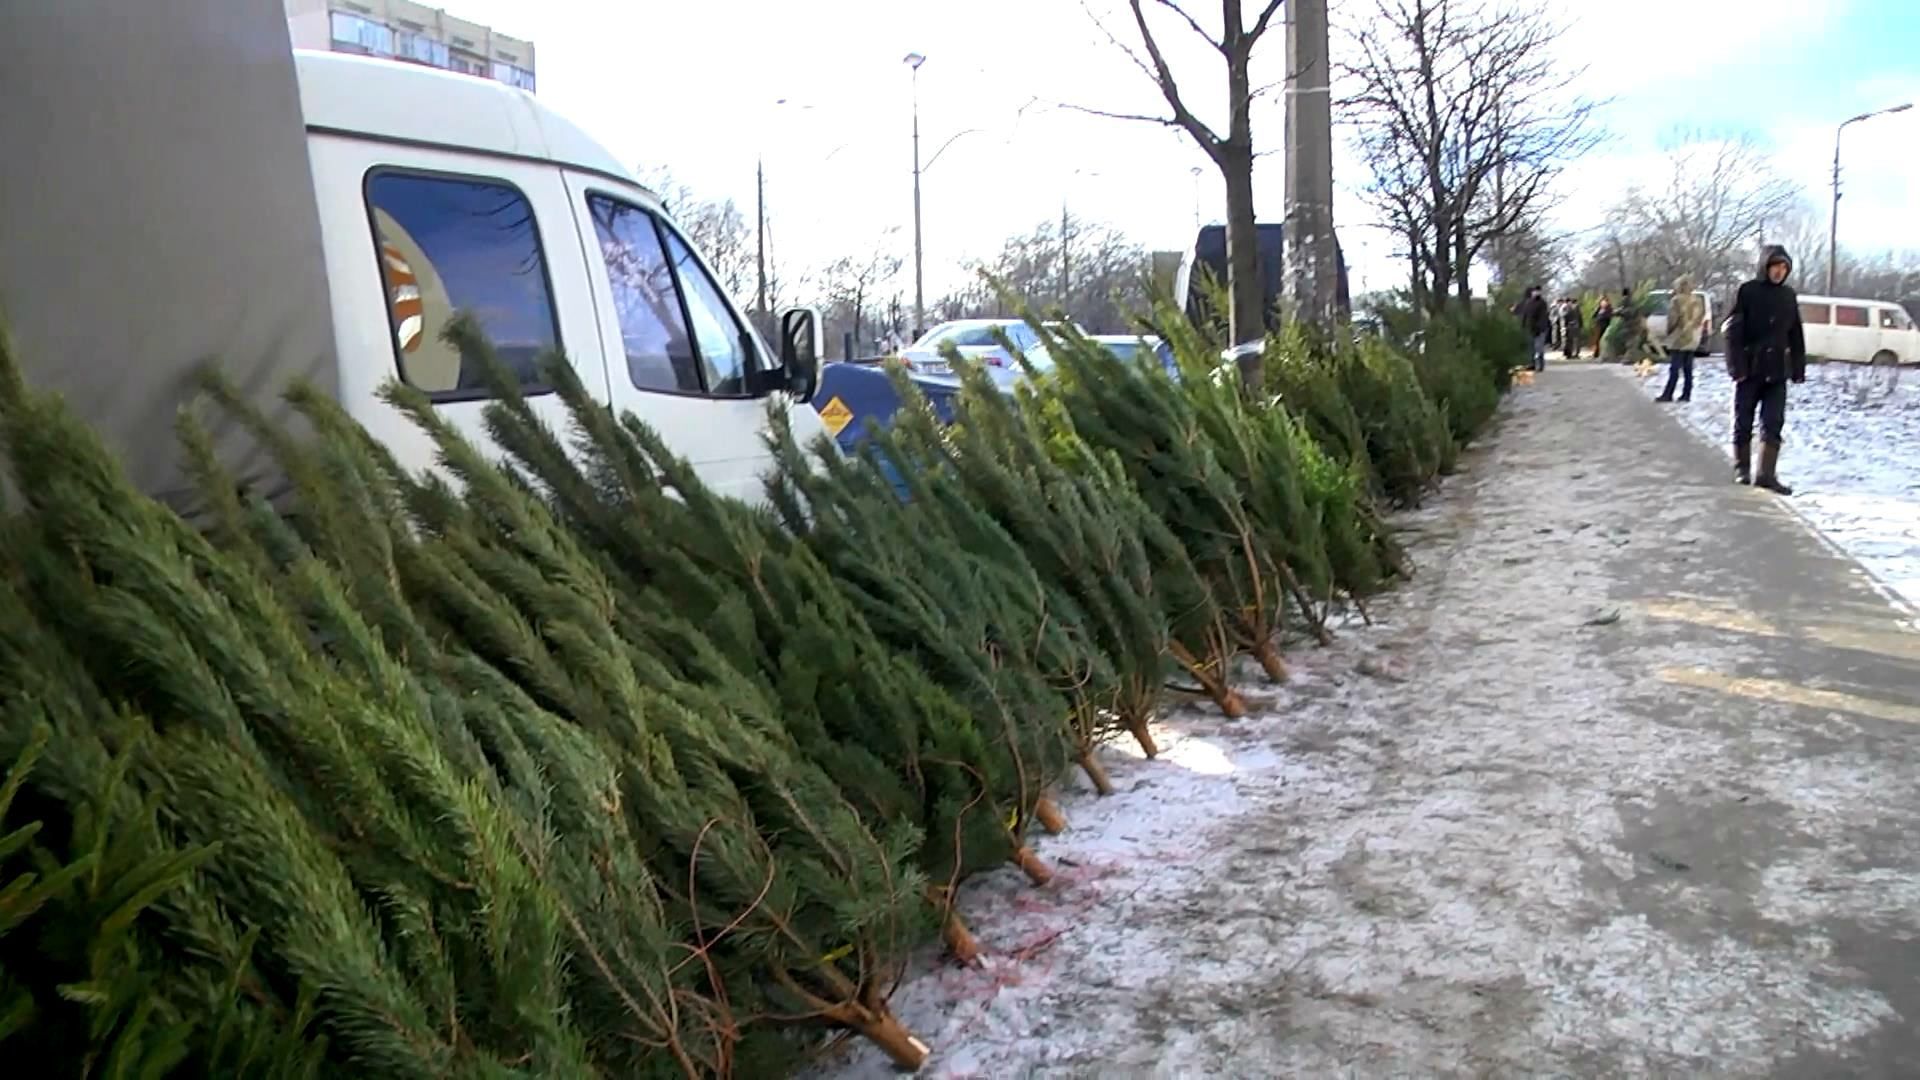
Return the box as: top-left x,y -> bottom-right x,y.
1798,301 -> 1835,361
560,171 -> 808,503
306,134 -> 611,475
1832,302 -> 1876,363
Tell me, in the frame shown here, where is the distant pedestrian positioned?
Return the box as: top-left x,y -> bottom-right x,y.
1655,274 -> 1706,402
1590,296 -> 1614,356
1725,245 -> 1807,493
1517,286 -> 1552,372
1558,297 -> 1585,359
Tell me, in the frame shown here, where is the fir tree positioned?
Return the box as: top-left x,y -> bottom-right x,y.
1034,318 -> 1282,706
448,329 -> 1055,907
851,358 -> 1170,785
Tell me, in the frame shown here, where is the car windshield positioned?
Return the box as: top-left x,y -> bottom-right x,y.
1103,341 -> 1141,361
922,325 -> 1009,349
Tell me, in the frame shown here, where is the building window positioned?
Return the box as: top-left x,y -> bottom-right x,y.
364,171 -> 560,397
1835,305 -> 1870,328
329,11 -> 393,55
393,30 -> 451,69
491,62 -> 536,91
587,195 -> 755,396
1798,303 -> 1831,325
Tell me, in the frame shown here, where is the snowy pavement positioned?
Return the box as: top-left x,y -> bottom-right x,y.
1638,358 -> 1920,615
812,365 -> 1920,1078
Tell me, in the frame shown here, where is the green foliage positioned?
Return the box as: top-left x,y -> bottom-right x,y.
0,269 -> 1518,1077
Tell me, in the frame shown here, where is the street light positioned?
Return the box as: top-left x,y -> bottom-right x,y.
1829,102 -> 1912,294
904,51 -> 926,339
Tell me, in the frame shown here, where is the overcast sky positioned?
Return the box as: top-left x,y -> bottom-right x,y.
433,0 -> 1916,299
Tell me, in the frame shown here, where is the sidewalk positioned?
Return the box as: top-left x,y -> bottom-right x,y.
818,364 -> 1920,1079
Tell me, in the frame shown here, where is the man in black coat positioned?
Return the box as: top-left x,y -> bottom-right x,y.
1724,245 -> 1808,493
1518,286 -> 1552,372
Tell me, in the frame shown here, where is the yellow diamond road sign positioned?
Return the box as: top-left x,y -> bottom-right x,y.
818,395 -> 855,437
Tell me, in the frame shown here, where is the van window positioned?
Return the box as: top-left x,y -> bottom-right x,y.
1835,305 -> 1871,328
364,171 -> 560,397
1799,303 -> 1832,325
1880,307 -> 1913,330
661,230 -> 751,396
587,194 -> 754,397
587,196 -> 702,393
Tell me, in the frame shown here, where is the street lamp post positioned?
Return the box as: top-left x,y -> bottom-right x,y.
905,52 -> 926,340
1829,102 -> 1912,294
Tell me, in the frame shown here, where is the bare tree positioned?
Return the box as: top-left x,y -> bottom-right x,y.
923,215 -> 1152,333
1338,0 -> 1598,313
1603,133 -> 1801,294
638,166 -> 757,300
820,230 -> 905,357
1072,0 -> 1286,377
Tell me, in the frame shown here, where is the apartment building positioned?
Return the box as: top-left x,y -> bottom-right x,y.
285,0 -> 535,91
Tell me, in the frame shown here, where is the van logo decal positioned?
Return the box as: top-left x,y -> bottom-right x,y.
818,395 -> 855,437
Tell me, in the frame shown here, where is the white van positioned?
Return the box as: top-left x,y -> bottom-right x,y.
0,5 -> 822,512
1792,295 -> 1919,366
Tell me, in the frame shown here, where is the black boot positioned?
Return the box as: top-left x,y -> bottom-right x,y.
1754,442 -> 1793,495
1733,442 -> 1751,485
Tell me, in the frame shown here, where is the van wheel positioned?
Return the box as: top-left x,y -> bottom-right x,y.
1871,349 -> 1898,367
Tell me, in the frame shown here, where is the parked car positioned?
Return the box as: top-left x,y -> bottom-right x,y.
1092,334 -> 1177,376
899,318 -> 1086,386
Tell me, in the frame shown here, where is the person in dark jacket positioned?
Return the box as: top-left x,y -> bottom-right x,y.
1590,296 -> 1614,355
1558,297 -> 1585,359
1724,245 -> 1807,493
1518,286 -> 1552,372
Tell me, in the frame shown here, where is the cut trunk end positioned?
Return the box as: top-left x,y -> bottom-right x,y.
941,908 -> 981,965
1034,796 -> 1068,834
924,885 -> 980,965
1012,846 -> 1054,887
852,1008 -> 931,1071
1077,749 -> 1115,796
1124,715 -> 1160,759
1253,640 -> 1289,683
1214,686 -> 1247,719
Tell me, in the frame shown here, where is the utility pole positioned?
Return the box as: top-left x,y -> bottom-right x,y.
905,52 -> 926,340
755,156 -> 768,321
1283,0 -> 1338,323
1830,103 -> 1912,295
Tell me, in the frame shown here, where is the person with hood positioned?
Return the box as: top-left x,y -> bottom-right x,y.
1518,285 -> 1552,372
1724,245 -> 1807,492
1590,295 -> 1614,355
1559,296 -> 1585,359
1655,274 -> 1706,401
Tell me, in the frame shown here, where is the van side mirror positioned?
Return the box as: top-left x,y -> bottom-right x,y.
778,306 -> 821,400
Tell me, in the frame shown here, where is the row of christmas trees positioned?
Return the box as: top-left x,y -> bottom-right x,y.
0,305 -> 1520,1076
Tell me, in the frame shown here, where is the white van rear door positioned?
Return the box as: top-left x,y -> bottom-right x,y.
560,170 -> 790,504
307,134 -> 610,476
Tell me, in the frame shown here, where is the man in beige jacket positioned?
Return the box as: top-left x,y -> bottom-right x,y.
1655,274 -> 1707,402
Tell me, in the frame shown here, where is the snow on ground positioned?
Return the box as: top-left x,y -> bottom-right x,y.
808,369 -> 1920,1077
1639,358 -> 1920,613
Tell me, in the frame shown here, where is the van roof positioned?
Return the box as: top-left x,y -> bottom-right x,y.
1795,294 -> 1900,306
293,50 -> 639,186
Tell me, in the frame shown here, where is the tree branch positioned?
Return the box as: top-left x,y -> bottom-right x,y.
1150,0 -> 1227,54
1248,0 -> 1287,44
1127,0 -> 1225,149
